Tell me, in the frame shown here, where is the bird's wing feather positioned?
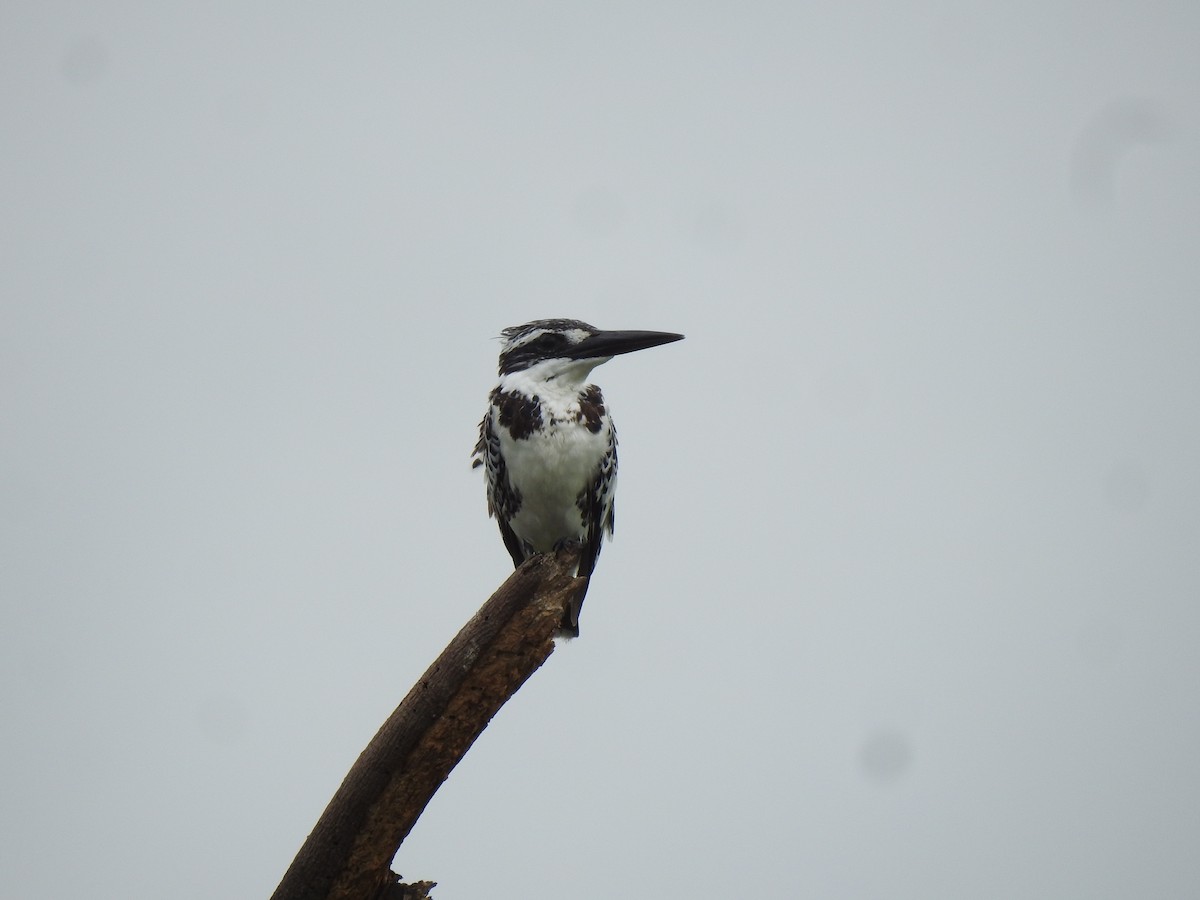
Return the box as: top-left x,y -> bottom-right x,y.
576,425 -> 617,579
563,429 -> 615,637
473,403 -> 527,568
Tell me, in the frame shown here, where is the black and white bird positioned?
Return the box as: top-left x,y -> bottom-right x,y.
472,319 -> 684,636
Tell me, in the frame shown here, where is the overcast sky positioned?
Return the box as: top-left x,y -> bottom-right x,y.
4,3 -> 1199,899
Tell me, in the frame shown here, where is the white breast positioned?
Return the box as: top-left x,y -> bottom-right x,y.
494,376 -> 613,553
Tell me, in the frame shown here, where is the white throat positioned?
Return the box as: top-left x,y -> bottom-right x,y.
499,356 -> 612,399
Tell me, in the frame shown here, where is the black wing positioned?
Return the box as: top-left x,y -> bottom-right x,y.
473,401 -> 526,568
565,425 -> 616,635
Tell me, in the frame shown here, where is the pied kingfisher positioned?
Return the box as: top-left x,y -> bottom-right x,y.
472,319 -> 684,636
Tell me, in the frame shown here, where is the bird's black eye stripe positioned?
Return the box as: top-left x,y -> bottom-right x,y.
498,333 -> 573,374
531,333 -> 569,352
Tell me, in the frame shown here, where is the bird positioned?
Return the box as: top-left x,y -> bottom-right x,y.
472,318 -> 684,636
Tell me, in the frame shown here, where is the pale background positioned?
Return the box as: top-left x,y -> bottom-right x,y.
4,3 -> 1199,898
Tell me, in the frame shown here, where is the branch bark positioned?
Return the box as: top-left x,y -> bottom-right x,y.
271,546 -> 588,900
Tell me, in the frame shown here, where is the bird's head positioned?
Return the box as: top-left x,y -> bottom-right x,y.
496,319 -> 684,386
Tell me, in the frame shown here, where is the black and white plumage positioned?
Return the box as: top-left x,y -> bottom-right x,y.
472,318 -> 684,636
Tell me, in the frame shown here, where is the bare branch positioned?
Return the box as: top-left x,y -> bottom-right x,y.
271,546 -> 588,900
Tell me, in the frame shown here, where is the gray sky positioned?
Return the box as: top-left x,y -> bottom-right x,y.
4,3 -> 1199,898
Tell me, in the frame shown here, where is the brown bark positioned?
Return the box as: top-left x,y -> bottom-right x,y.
271,546 -> 588,900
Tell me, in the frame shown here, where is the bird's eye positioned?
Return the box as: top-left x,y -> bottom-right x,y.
534,334 -> 569,353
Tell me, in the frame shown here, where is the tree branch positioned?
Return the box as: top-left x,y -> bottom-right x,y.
271,546 -> 588,900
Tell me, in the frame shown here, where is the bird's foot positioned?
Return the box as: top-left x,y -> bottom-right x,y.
552,537 -> 582,554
